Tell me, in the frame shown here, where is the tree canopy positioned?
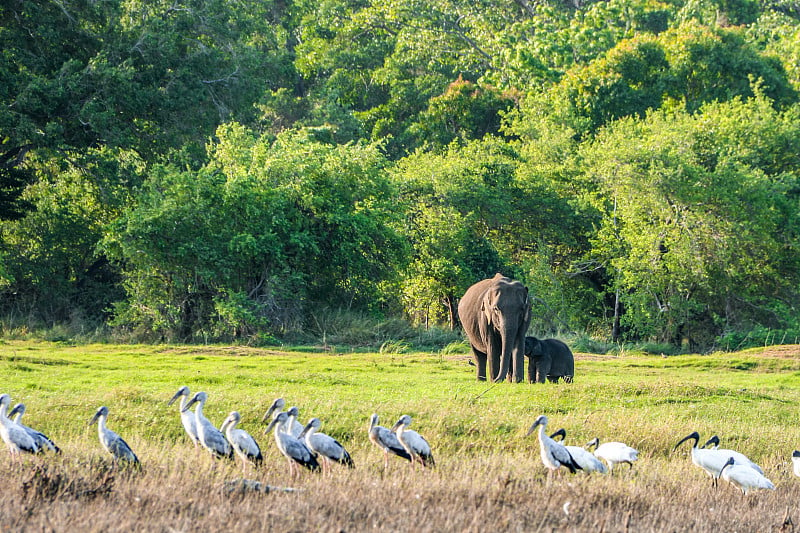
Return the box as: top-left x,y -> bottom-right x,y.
2,0 -> 800,348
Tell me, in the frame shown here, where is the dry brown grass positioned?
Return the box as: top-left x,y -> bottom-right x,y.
2,438 -> 799,532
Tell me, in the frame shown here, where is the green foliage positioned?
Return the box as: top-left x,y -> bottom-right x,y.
102,125 -> 404,341
2,0 -> 800,349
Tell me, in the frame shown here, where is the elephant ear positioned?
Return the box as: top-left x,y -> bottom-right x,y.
523,288 -> 531,323
481,300 -> 493,327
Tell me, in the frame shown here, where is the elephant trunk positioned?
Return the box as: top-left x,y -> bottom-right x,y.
493,322 -> 521,383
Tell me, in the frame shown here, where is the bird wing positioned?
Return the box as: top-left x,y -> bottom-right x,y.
567,446 -> 606,473
8,423 -> 38,453
232,429 -> 262,461
372,427 -> 412,461
551,442 -> 580,473
108,435 -> 139,463
203,425 -> 233,458
283,435 -> 320,470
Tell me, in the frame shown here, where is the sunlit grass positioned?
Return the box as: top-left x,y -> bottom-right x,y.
1,340 -> 800,530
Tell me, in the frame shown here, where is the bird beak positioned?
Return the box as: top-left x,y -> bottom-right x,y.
261,403 -> 278,423
8,404 -> 21,418
673,431 -> 699,453
181,396 -> 198,413
88,411 -> 100,426
167,390 -> 183,406
720,457 -> 735,474
525,423 -> 538,437
264,417 -> 279,434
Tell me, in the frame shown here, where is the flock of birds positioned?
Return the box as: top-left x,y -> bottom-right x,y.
0,389 -> 434,479
527,414 -> 784,495
0,390 -> 798,495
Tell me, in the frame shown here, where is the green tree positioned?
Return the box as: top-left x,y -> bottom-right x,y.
103,124 -> 404,341
583,95 -> 800,346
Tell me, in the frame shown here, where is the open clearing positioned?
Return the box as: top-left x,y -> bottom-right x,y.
1,340 -> 800,531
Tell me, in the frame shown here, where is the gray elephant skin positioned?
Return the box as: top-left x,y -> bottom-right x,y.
524,336 -> 574,383
458,273 -> 531,383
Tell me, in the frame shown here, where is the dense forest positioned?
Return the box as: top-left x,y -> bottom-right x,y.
2,0 -> 800,349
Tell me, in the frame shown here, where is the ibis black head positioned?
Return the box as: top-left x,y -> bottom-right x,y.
549,428 -> 567,442
673,431 -> 700,452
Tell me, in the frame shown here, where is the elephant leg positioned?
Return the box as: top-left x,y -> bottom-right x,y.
489,350 -> 502,382
471,348 -> 488,381
536,360 -> 551,384
526,357 -> 535,383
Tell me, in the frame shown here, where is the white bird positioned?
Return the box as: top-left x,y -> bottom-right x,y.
549,428 -> 607,474
368,414 -> 412,468
220,411 -> 263,472
261,398 -> 303,438
0,394 -> 38,457
526,416 -> 581,475
88,406 -> 139,465
167,386 -> 199,447
8,403 -> 60,454
299,417 -> 354,474
392,415 -> 435,468
586,437 -> 638,472
182,392 -> 233,460
674,432 -> 760,488
719,456 -> 775,495
792,450 -> 800,477
700,435 -> 763,474
265,411 -> 320,477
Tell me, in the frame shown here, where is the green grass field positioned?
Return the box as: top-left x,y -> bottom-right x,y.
1,340 -> 800,531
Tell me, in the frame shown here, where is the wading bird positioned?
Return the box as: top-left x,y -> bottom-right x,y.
88,406 -> 139,466
220,411 -> 263,472
549,428 -> 607,474
586,437 -> 638,473
700,435 -> 763,474
182,392 -> 233,460
793,451 -> 800,477
299,417 -> 354,474
265,411 -> 319,477
526,416 -> 581,476
368,414 -> 412,468
674,431 -> 760,488
8,403 -> 60,454
392,415 -> 435,469
719,456 -> 775,495
261,398 -> 303,438
167,386 -> 199,447
0,394 -> 38,457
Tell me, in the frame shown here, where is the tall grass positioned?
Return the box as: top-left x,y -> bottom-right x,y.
1,341 -> 800,530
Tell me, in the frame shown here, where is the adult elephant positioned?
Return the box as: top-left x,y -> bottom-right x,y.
458,273 -> 531,383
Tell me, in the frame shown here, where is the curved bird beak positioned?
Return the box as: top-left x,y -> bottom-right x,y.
672,431 -> 700,453
720,456 -> 735,474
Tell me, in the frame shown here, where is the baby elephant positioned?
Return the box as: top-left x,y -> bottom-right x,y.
524,336 -> 574,384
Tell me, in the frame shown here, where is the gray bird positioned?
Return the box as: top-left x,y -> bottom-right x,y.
221,411 -> 263,472
181,391 -> 233,460
167,386 -> 199,447
0,394 -> 38,456
392,414 -> 435,469
262,398 -> 303,438
368,414 -> 412,468
265,411 -> 320,477
527,415 -> 581,475
299,417 -> 354,474
88,406 -> 139,465
8,403 -> 60,453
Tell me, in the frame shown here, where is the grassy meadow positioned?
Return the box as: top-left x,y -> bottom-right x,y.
1,339 -> 800,531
